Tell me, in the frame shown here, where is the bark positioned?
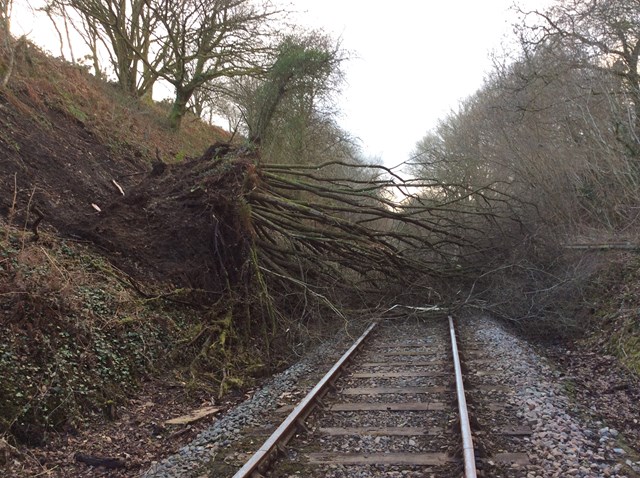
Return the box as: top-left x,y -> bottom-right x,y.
0,0 -> 13,87
168,87 -> 194,130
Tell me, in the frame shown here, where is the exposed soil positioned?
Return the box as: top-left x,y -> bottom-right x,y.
0,98 -> 246,296
71,144 -> 259,293
1,43 -> 234,294
0,81 -> 145,227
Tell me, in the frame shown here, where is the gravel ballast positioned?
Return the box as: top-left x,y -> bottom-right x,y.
466,316 -> 640,478
143,316 -> 640,478
142,332 -> 352,478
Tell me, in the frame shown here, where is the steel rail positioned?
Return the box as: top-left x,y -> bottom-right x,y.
448,315 -> 477,478
232,321 -> 378,478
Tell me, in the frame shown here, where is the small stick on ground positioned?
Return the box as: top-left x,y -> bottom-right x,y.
20,186 -> 36,251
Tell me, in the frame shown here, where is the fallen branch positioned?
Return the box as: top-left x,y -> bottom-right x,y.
563,243 -> 640,251
75,453 -> 126,469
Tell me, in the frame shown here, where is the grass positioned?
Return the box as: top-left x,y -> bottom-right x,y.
611,320 -> 640,375
585,254 -> 640,377
7,40 -> 230,165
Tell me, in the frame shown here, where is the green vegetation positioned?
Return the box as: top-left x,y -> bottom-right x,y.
0,223 -> 217,440
0,219 -> 292,442
589,257 -> 640,375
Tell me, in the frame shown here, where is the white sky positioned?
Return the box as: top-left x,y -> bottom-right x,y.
285,0 -> 542,167
11,0 -> 548,167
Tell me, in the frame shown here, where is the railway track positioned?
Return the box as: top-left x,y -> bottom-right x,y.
228,315 -> 531,478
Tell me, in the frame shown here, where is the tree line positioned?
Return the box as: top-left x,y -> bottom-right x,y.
408,0 -> 640,328
3,0 -> 344,158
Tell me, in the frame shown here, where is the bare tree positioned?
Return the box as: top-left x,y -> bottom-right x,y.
47,0 -> 162,96
146,0 -> 280,130
518,0 -> 640,155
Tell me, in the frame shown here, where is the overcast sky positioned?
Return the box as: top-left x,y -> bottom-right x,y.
284,0 -> 543,167
12,0 -> 548,167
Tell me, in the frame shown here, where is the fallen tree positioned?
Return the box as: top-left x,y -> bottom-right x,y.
70,142 -> 532,390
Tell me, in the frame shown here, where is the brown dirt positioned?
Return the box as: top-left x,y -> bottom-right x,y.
1,42 -> 232,293
547,334 -> 640,453
0,84 -> 144,231
71,144 -> 259,293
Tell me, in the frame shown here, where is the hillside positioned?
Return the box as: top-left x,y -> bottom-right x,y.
0,42 -> 230,234
0,41 -> 292,476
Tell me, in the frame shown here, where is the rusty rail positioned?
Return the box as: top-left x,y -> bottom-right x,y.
448,315 -> 477,478
231,321 -> 378,478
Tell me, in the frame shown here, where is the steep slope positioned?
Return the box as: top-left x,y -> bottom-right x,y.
0,41 -> 262,451
0,42 -> 228,240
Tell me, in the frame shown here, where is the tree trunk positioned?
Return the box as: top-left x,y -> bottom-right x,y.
631,80 -> 640,155
168,87 -> 193,130
1,2 -> 12,87
1,33 -> 16,88
116,57 -> 135,95
140,87 -> 154,105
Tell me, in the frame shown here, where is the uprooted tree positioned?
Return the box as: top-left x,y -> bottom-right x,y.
7,0 -> 640,447
73,140 -> 529,392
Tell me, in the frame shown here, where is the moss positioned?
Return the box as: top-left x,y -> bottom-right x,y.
562,377 -> 578,400
581,254 -> 640,380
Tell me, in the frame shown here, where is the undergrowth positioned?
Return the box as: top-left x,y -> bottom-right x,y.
0,216 -> 309,445
8,40 -> 229,163
0,221 -> 268,445
590,254 -> 640,376
0,43 -> 319,445
0,223 -> 173,443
